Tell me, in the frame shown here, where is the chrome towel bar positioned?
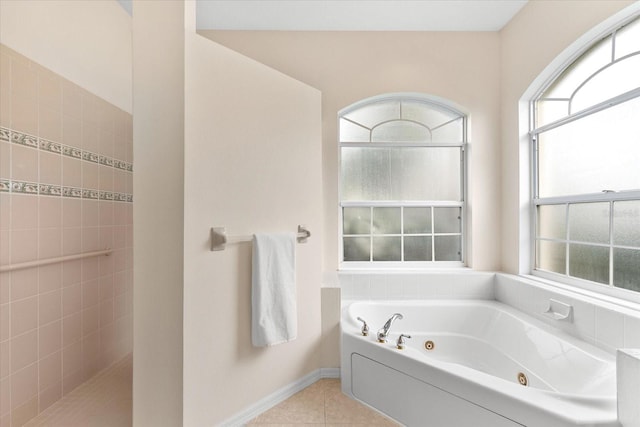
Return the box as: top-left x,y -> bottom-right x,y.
210,225 -> 310,251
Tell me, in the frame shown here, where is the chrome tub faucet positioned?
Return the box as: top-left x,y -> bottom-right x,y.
377,313 -> 403,343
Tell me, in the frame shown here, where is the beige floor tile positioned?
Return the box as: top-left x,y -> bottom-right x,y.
249,378 -> 400,427
325,425 -> 398,427
246,424 -> 325,427
249,382 -> 326,424
324,386 -> 399,426
308,378 -> 341,392
21,366 -> 399,427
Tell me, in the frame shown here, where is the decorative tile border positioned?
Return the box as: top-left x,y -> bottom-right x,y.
62,145 -> 82,159
11,180 -> 39,194
1,179 -> 133,202
0,128 -> 10,142
0,127 -> 133,203
1,126 -> 133,172
62,186 -> 83,198
11,131 -> 38,149
39,138 -> 62,154
82,151 -> 100,164
39,184 -> 62,196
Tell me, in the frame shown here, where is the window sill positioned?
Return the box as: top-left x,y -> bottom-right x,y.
526,271 -> 640,311
339,262 -> 466,271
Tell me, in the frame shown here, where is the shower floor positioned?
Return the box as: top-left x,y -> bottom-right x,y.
24,354 -> 132,427
22,354 -> 396,426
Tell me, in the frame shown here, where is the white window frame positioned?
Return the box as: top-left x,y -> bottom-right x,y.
338,93 -> 468,270
528,10 -> 640,302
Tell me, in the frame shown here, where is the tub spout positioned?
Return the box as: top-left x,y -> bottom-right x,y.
377,313 -> 403,343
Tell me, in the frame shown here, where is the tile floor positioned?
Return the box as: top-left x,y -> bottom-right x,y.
20,355 -> 399,427
247,378 -> 400,426
23,354 -> 132,427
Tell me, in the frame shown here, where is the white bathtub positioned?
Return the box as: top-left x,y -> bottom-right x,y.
341,300 -> 618,427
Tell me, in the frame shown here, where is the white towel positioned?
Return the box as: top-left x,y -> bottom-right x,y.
251,232 -> 297,347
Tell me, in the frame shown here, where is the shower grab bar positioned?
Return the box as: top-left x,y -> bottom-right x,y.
0,248 -> 112,273
210,225 -> 311,251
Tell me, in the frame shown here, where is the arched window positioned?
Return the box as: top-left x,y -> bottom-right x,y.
531,16 -> 640,293
339,94 -> 466,267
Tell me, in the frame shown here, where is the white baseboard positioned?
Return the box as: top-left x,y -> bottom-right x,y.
217,368 -> 341,427
320,367 -> 340,378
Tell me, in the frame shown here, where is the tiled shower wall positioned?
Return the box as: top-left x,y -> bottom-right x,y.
0,44 -> 133,426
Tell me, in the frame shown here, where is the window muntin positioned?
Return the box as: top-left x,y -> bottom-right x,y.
532,16 -> 640,294
537,18 -> 640,125
342,205 -> 462,263
339,95 -> 466,266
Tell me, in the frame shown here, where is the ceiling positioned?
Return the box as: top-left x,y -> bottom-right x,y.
195,0 -> 528,32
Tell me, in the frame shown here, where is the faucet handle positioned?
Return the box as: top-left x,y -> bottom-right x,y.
356,317 -> 369,336
396,334 -> 412,350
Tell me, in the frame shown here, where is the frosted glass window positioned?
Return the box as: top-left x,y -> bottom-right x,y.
432,118 -> 464,144
341,147 -> 461,201
614,248 -> 640,292
571,55 -> 640,113
538,96 -> 640,198
569,244 -> 609,285
342,98 -> 463,142
371,121 -> 430,143
404,236 -> 432,261
615,18 -> 640,60
434,236 -> 461,261
343,100 -> 400,129
537,204 -> 566,240
401,100 -> 458,128
434,207 -> 461,233
537,17 -> 640,126
392,148 -> 461,200
372,207 -> 401,234
536,100 -> 570,127
568,203 -> 610,244
403,207 -> 431,234
340,118 -> 369,142
613,200 -> 640,247
373,237 -> 401,261
536,240 -> 566,274
541,36 -> 612,100
532,16 -> 640,294
343,207 -> 370,235
343,237 -> 370,261
340,94 -> 466,265
341,147 -> 392,201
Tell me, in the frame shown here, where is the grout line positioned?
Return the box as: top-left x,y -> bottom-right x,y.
323,384 -> 328,426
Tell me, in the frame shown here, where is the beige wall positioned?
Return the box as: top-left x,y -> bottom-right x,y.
499,0 -> 636,274
133,4 -> 325,424
132,1 -> 184,426
0,0 -> 132,113
201,30 -> 503,273
183,26 -> 323,424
